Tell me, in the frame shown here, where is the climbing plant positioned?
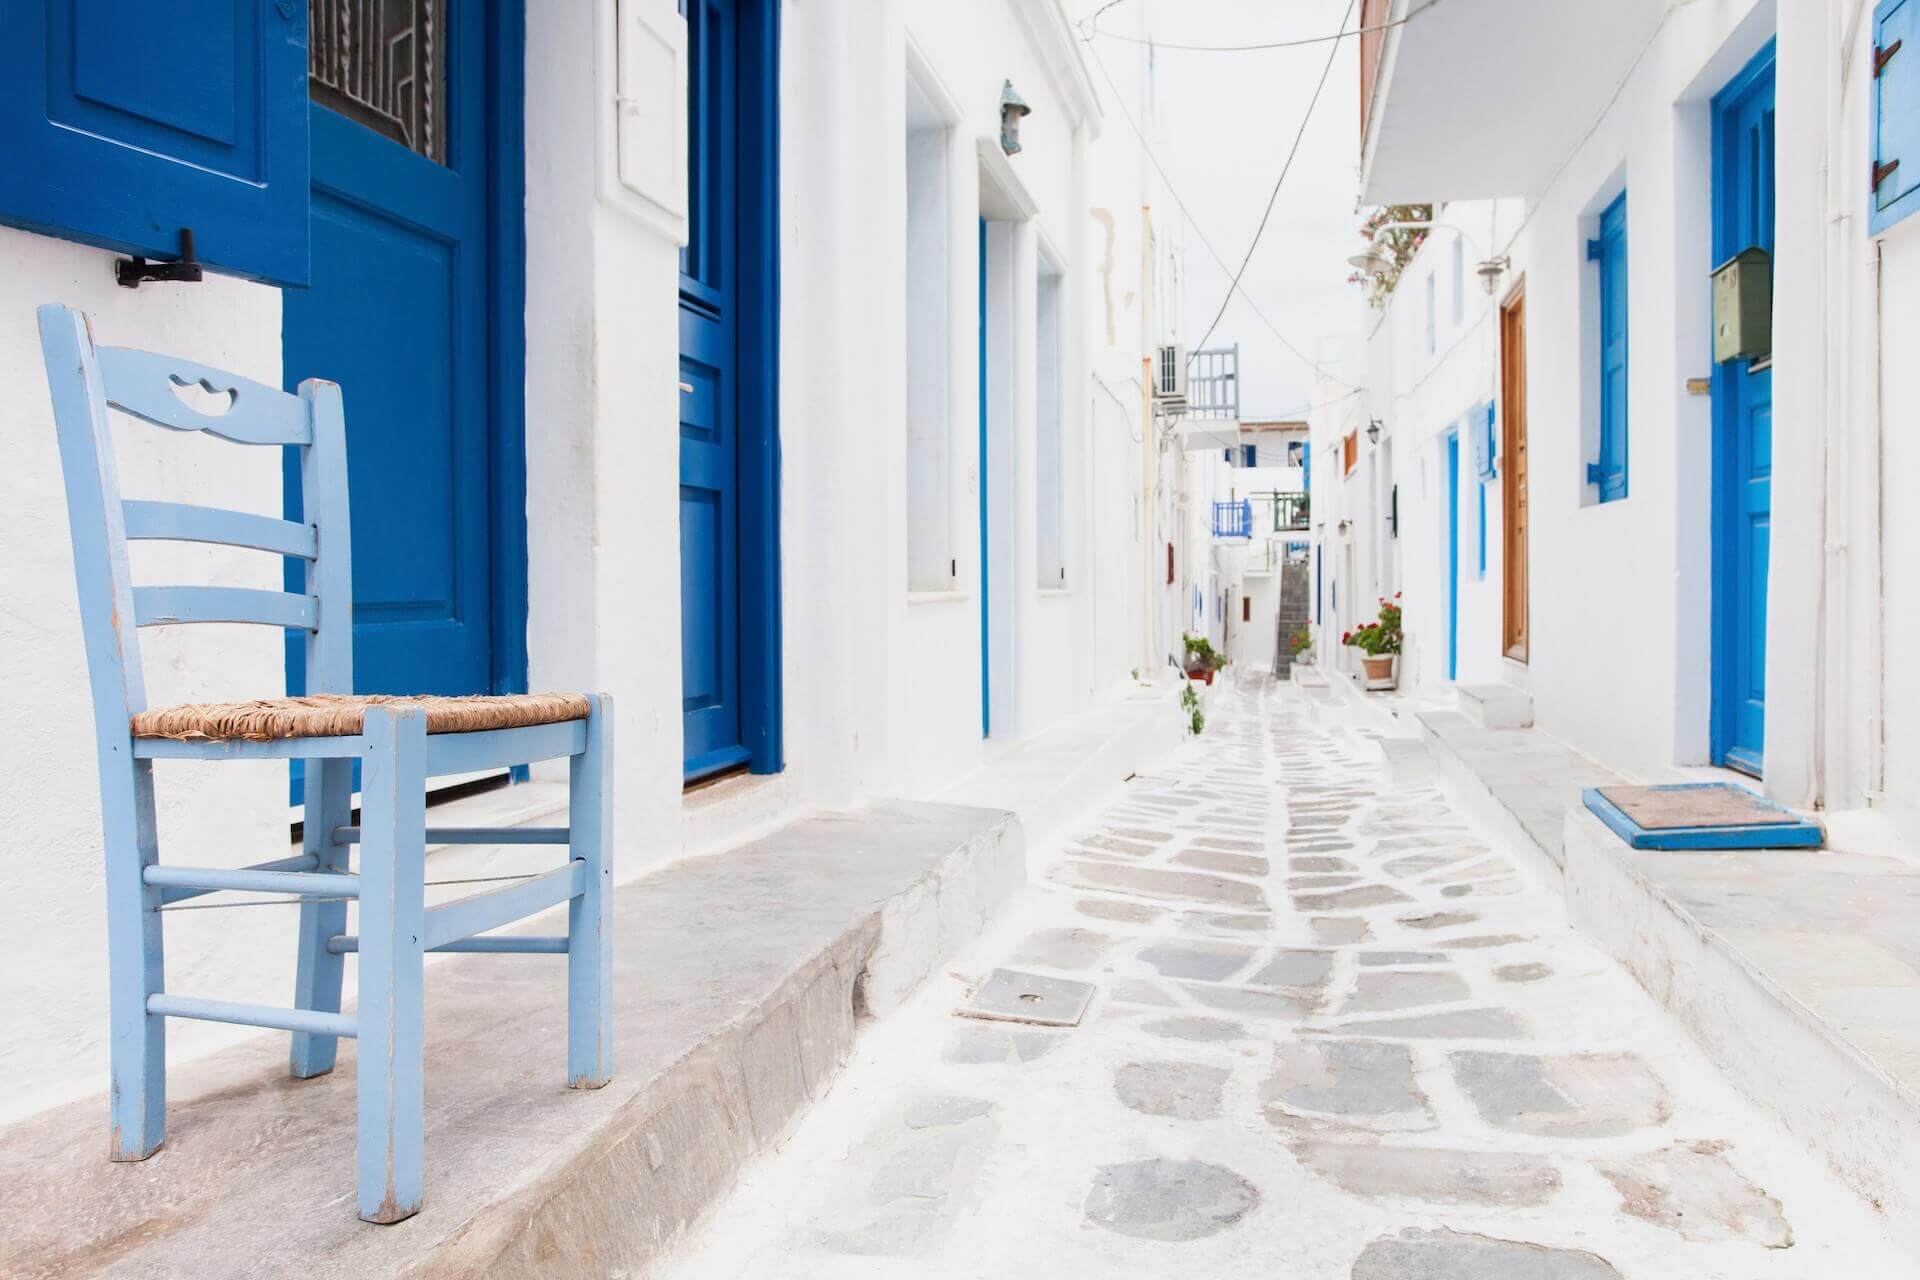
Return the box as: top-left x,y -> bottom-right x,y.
1349,204 -> 1432,307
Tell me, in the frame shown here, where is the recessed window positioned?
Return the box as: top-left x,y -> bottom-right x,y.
1425,271 -> 1437,354
904,75 -> 954,589
1035,266 -> 1066,586
1451,237 -> 1465,326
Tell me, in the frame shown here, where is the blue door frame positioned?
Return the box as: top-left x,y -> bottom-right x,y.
978,217 -> 991,738
1710,41 -> 1776,777
1447,432 -> 1461,681
680,0 -> 782,781
283,0 -> 528,802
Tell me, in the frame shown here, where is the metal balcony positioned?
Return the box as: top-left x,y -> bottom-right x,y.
1212,499 -> 1252,539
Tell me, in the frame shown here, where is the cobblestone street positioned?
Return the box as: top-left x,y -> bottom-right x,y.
665,679 -> 1907,1278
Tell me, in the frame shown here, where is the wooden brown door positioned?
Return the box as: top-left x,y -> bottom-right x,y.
1500,283 -> 1529,661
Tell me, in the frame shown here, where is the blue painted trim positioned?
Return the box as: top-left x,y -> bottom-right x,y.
489,0 -> 531,712
1446,432 -> 1460,681
1581,785 -> 1822,850
979,216 -> 991,738
739,0 -> 784,775
1593,190 -> 1630,502
1475,483 -> 1487,580
1872,7 -> 1916,234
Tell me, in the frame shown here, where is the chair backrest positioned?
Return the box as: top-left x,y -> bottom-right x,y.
36,304 -> 353,741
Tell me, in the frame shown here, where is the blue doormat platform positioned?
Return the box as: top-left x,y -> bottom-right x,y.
1582,783 -> 1824,850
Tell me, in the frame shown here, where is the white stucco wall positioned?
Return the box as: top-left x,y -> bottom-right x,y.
0,0 -> 1173,1124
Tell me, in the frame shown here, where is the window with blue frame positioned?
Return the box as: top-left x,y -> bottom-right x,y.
0,2 -> 311,285
1589,191 -> 1630,502
1874,0 -> 1920,233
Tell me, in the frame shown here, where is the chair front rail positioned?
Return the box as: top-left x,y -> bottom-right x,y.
333,825 -> 570,846
422,861 -> 585,951
425,720 -> 587,775
122,499 -> 318,559
143,866 -> 358,898
147,994 -> 357,1039
327,934 -> 569,955
153,852 -> 323,904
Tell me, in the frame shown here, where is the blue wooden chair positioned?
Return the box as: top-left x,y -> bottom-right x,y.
37,304 -> 614,1225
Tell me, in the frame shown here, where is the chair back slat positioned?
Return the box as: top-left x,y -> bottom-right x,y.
36,303 -> 357,730
123,500 -> 318,560
96,346 -> 312,446
133,586 -> 321,632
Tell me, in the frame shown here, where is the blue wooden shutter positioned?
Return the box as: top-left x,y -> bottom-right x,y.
1590,192 -> 1629,502
1875,0 -> 1920,232
1,1 -> 310,286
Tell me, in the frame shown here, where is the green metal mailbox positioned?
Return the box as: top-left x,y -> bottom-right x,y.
1711,246 -> 1772,364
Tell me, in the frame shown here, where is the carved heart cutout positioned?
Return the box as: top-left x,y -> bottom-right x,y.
167,374 -> 237,417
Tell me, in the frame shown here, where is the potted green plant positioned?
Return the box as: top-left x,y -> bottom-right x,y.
1288,625 -> 1314,666
1182,633 -> 1224,685
1341,596 -> 1402,690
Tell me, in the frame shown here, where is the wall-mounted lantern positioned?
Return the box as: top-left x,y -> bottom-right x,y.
1365,418 -> 1383,445
1000,81 -> 1031,155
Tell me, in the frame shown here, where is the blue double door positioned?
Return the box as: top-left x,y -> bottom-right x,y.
1710,44 -> 1775,776
680,0 -> 781,781
284,2 -> 523,797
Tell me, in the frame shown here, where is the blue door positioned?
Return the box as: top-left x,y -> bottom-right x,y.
681,0 -> 780,781
1447,433 -> 1460,681
285,1 -> 523,799
1710,43 -> 1775,776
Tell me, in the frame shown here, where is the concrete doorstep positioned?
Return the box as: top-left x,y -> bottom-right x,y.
1,801 -> 1025,1280
1383,707 -> 1920,1256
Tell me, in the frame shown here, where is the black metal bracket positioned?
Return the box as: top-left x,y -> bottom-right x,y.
116,228 -> 203,288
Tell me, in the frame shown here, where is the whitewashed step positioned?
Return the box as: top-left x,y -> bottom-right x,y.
1457,682 -> 1534,729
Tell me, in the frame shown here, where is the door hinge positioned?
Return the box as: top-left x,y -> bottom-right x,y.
1876,38 -> 1903,77
1874,157 -> 1902,192
116,228 -> 203,289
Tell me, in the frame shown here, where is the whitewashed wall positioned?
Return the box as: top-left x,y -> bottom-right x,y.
0,0 -> 1172,1123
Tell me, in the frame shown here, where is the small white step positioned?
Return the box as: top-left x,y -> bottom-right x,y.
1456,682 -> 1533,729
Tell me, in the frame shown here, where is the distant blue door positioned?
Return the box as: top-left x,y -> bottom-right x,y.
1711,43 -> 1775,776
285,1 -> 521,799
1446,433 -> 1460,681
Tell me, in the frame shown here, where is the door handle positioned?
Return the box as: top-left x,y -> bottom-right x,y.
679,382 -> 694,393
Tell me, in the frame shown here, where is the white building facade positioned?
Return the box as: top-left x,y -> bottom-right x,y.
0,0 -> 1189,1123
1317,0 -> 1917,833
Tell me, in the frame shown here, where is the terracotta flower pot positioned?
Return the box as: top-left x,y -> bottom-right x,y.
1361,653 -> 1398,691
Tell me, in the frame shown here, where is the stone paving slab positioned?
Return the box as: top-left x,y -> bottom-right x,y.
0,801 -> 1023,1280
661,680 -> 1914,1280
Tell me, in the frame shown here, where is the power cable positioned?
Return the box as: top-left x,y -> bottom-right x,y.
1082,36 -> 1358,391
1190,0 -> 1359,358
1086,0 -> 1440,52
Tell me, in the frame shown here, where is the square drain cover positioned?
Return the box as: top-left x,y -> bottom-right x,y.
958,968 -> 1096,1027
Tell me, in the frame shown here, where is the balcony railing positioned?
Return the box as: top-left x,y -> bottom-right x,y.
1273,492 -> 1310,531
1212,499 -> 1252,539
1188,345 -> 1240,420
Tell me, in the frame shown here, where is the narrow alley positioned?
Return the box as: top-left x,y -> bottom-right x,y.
663,678 -> 1907,1278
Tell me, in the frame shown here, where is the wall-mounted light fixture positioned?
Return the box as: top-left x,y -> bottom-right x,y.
1000,81 -> 1031,155
1365,418 -> 1383,445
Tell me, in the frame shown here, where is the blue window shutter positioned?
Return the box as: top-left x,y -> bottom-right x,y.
1593,191 -> 1629,502
1875,0 -> 1920,232
1,2 -> 310,286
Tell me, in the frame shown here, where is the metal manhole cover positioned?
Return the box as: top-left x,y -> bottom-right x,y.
957,968 -> 1096,1028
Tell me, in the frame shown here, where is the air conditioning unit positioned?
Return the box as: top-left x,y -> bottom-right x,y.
1153,344 -> 1188,409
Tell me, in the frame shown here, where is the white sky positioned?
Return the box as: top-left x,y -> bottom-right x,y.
1087,0 -> 1367,421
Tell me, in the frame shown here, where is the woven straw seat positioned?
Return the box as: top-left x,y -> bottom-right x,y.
129,692 -> 593,742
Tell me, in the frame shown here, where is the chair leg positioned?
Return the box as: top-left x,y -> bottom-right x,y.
355,707 -> 427,1224
106,757 -> 165,1160
291,757 -> 353,1078
567,694 -> 614,1090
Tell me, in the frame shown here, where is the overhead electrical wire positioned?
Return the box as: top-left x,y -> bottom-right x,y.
1081,34 -> 1358,392
1084,0 -> 1440,52
1187,0 -> 1359,359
